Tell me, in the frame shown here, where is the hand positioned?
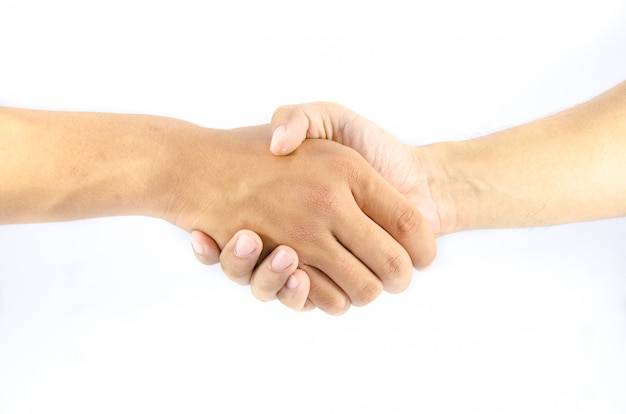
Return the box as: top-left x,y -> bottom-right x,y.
196,82 -> 626,311
270,102 -> 442,234
191,229 -> 314,312
192,104 -> 442,312
172,124 -> 435,315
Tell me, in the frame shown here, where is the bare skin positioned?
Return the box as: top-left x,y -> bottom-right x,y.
196,80 -> 626,311
0,107 -> 436,315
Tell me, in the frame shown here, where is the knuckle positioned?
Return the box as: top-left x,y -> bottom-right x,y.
382,253 -> 408,278
328,151 -> 361,180
220,256 -> 254,286
316,294 -> 350,316
250,283 -> 275,302
394,206 -> 421,235
222,268 -> 251,286
193,253 -> 213,266
352,280 -> 383,307
273,104 -> 296,119
250,267 -> 285,302
379,253 -> 412,293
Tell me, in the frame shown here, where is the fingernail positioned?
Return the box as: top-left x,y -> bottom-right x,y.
270,125 -> 287,155
286,274 -> 299,289
234,234 -> 257,257
191,236 -> 205,256
270,249 -> 293,271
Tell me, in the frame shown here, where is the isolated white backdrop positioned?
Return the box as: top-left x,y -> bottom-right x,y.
1,1 -> 625,413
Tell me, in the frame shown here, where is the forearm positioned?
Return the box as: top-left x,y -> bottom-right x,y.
0,107 -> 192,224
422,81 -> 626,233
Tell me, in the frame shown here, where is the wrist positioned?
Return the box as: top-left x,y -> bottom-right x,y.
150,124 -> 273,240
143,118 -> 227,228
415,140 -> 480,235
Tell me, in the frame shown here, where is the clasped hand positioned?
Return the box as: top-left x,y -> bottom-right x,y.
184,108 -> 437,315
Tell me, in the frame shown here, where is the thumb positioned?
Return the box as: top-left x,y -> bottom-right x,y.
269,104 -> 312,155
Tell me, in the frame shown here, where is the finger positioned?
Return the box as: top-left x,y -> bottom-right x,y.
286,169 -> 393,307
300,263 -> 352,315
219,230 -> 263,286
306,150 -> 434,295
304,235 -> 385,307
353,161 -> 437,271
270,102 -> 359,155
249,246 -> 299,302
190,230 -> 221,265
301,299 -> 316,312
276,269 -> 313,312
270,106 -> 311,155
332,202 -> 414,295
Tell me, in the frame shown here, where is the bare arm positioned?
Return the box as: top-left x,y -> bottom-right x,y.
204,82 -> 626,310
0,106 -> 435,315
0,107 -> 171,223
422,81 -> 626,232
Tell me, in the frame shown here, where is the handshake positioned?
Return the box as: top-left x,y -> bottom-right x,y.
2,82 -> 624,315
187,102 -> 441,315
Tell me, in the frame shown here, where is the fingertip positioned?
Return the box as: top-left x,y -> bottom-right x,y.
412,238 -> 437,270
277,269 -> 311,312
270,124 -> 290,155
269,248 -> 297,272
220,230 -> 264,285
234,231 -> 260,258
190,230 -> 206,256
250,246 -> 300,301
190,230 -> 221,265
286,274 -> 300,289
270,106 -> 310,155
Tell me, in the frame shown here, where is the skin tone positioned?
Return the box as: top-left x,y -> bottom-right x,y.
195,80 -> 626,312
0,107 -> 436,315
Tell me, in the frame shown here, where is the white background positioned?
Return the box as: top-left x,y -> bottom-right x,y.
1,1 -> 625,413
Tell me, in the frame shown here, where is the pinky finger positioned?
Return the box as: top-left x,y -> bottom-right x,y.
276,269 -> 314,312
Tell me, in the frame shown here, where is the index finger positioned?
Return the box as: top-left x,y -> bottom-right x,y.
351,157 -> 437,271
